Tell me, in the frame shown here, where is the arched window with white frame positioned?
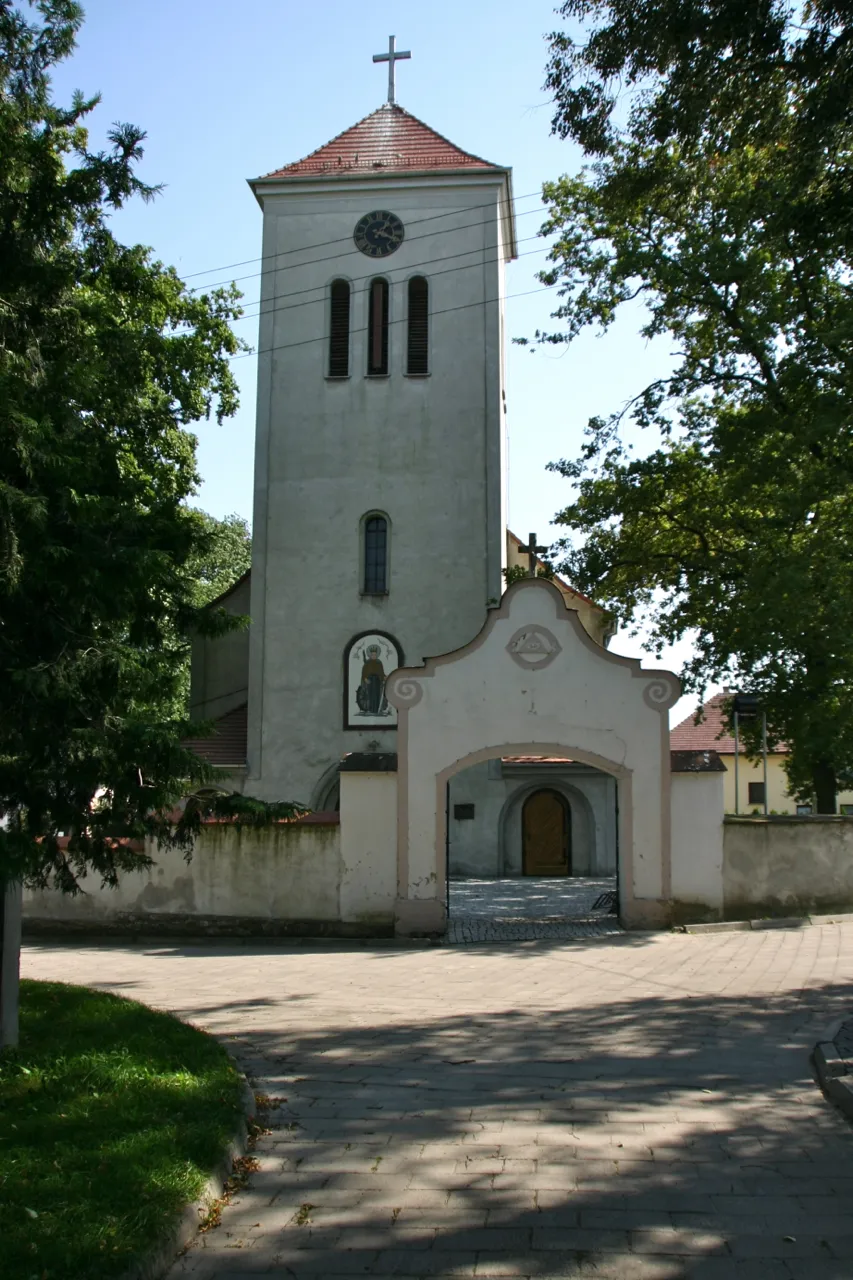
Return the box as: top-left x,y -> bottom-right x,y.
362,512 -> 389,595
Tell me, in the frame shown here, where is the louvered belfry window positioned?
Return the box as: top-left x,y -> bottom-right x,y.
328,279 -> 351,377
407,276 -> 429,375
367,279 -> 389,375
363,515 -> 388,594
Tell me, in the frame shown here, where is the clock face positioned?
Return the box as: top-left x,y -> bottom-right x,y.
353,210 -> 405,259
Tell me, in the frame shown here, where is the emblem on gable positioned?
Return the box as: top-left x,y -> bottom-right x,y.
505,625 -> 562,670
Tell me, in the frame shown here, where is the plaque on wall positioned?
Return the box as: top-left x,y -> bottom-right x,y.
344,631 -> 404,729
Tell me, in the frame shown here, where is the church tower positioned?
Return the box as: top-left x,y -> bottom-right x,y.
243,57 -> 517,805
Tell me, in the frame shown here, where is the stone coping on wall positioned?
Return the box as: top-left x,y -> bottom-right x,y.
670,749 -> 726,773
724,814 -> 853,823
339,752 -> 398,772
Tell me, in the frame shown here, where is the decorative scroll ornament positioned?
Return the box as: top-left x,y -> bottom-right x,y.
387,676 -> 423,708
642,677 -> 679,709
505,625 -> 562,670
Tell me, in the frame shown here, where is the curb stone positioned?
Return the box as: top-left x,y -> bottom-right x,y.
120,1067 -> 256,1280
813,1016 -> 853,1123
682,912 -> 853,934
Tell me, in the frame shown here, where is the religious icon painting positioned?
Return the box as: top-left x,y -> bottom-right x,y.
343,631 -> 404,729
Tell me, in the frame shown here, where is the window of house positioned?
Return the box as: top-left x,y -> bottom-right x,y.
328,279 -> 350,377
841,805 -> 853,816
796,803 -> 813,816
363,515 -> 388,594
367,278 -> 389,375
407,276 -> 429,375
748,781 -> 766,806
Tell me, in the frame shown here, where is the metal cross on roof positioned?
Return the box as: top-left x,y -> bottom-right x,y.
373,35 -> 411,105
520,532 -> 549,577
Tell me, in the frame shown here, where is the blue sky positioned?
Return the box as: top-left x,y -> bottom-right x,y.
46,0 -> 701,719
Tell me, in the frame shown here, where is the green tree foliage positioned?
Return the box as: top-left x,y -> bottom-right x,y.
535,0 -> 853,811
0,0 -> 300,904
187,511 -> 252,609
503,562 -> 555,587
161,510 -> 252,718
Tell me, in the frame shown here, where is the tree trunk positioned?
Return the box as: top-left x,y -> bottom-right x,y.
813,760 -> 838,815
0,881 -> 22,1050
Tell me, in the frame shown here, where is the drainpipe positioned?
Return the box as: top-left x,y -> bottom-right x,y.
762,711 -> 769,817
734,710 -> 740,816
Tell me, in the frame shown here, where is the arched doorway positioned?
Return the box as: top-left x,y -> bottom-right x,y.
522,789 -> 571,876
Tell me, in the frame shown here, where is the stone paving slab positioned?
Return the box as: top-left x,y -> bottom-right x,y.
21,922 -> 853,1278
447,878 -> 620,944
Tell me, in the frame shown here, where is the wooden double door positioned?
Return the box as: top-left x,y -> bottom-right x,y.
522,789 -> 572,876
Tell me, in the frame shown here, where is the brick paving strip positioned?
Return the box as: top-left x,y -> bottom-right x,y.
21,923 -> 853,1279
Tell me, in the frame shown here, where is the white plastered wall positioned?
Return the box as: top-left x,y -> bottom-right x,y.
339,771 -> 398,927
387,579 -> 680,932
246,170 -> 513,804
669,772 -> 725,915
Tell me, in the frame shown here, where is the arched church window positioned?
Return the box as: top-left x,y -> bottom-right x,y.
363,514 -> 388,594
367,278 -> 389,376
328,279 -> 351,377
407,276 -> 429,375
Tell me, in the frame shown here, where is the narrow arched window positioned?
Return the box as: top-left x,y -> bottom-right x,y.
363,515 -> 388,594
328,279 -> 350,377
407,276 -> 429,375
367,278 -> 389,375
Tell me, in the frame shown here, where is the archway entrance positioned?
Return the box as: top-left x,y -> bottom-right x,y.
443,753 -> 620,942
386,579 -> 680,936
522,789 -> 570,875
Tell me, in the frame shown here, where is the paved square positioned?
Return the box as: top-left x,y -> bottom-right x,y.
22,923 -> 853,1277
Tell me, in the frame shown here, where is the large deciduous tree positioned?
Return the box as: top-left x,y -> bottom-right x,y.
533,0 -> 853,811
0,2 -> 295,1047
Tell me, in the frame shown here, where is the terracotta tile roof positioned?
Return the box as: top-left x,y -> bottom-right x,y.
262,104 -> 502,180
669,693 -> 789,754
183,703 -> 247,768
670,694 -> 736,752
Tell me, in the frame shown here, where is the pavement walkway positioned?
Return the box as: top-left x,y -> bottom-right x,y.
21,923 -> 853,1278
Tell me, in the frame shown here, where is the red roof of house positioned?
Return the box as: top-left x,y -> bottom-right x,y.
669,693 -> 788,754
670,694 -> 736,752
261,104 -> 502,180
183,703 -> 247,768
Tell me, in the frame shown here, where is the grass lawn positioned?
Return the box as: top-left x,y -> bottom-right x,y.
1,979 -> 244,1280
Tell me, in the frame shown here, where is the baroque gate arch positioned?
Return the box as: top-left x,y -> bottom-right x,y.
386,578 -> 680,934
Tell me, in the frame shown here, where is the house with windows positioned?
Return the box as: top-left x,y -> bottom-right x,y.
670,693 -> 853,815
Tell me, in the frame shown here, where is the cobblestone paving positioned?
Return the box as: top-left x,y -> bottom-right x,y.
447,877 -> 621,944
22,923 -> 853,1278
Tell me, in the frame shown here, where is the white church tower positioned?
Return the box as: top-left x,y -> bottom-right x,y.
243,43 -> 517,805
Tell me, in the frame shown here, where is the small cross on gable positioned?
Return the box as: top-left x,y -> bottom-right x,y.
519,532 -> 549,578
373,35 -> 411,105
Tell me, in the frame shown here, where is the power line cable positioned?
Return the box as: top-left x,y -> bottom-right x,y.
226,282 -> 557,363
183,188 -> 550,291
192,203 -> 548,296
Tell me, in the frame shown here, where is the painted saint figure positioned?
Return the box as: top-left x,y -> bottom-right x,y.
356,643 -> 389,716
